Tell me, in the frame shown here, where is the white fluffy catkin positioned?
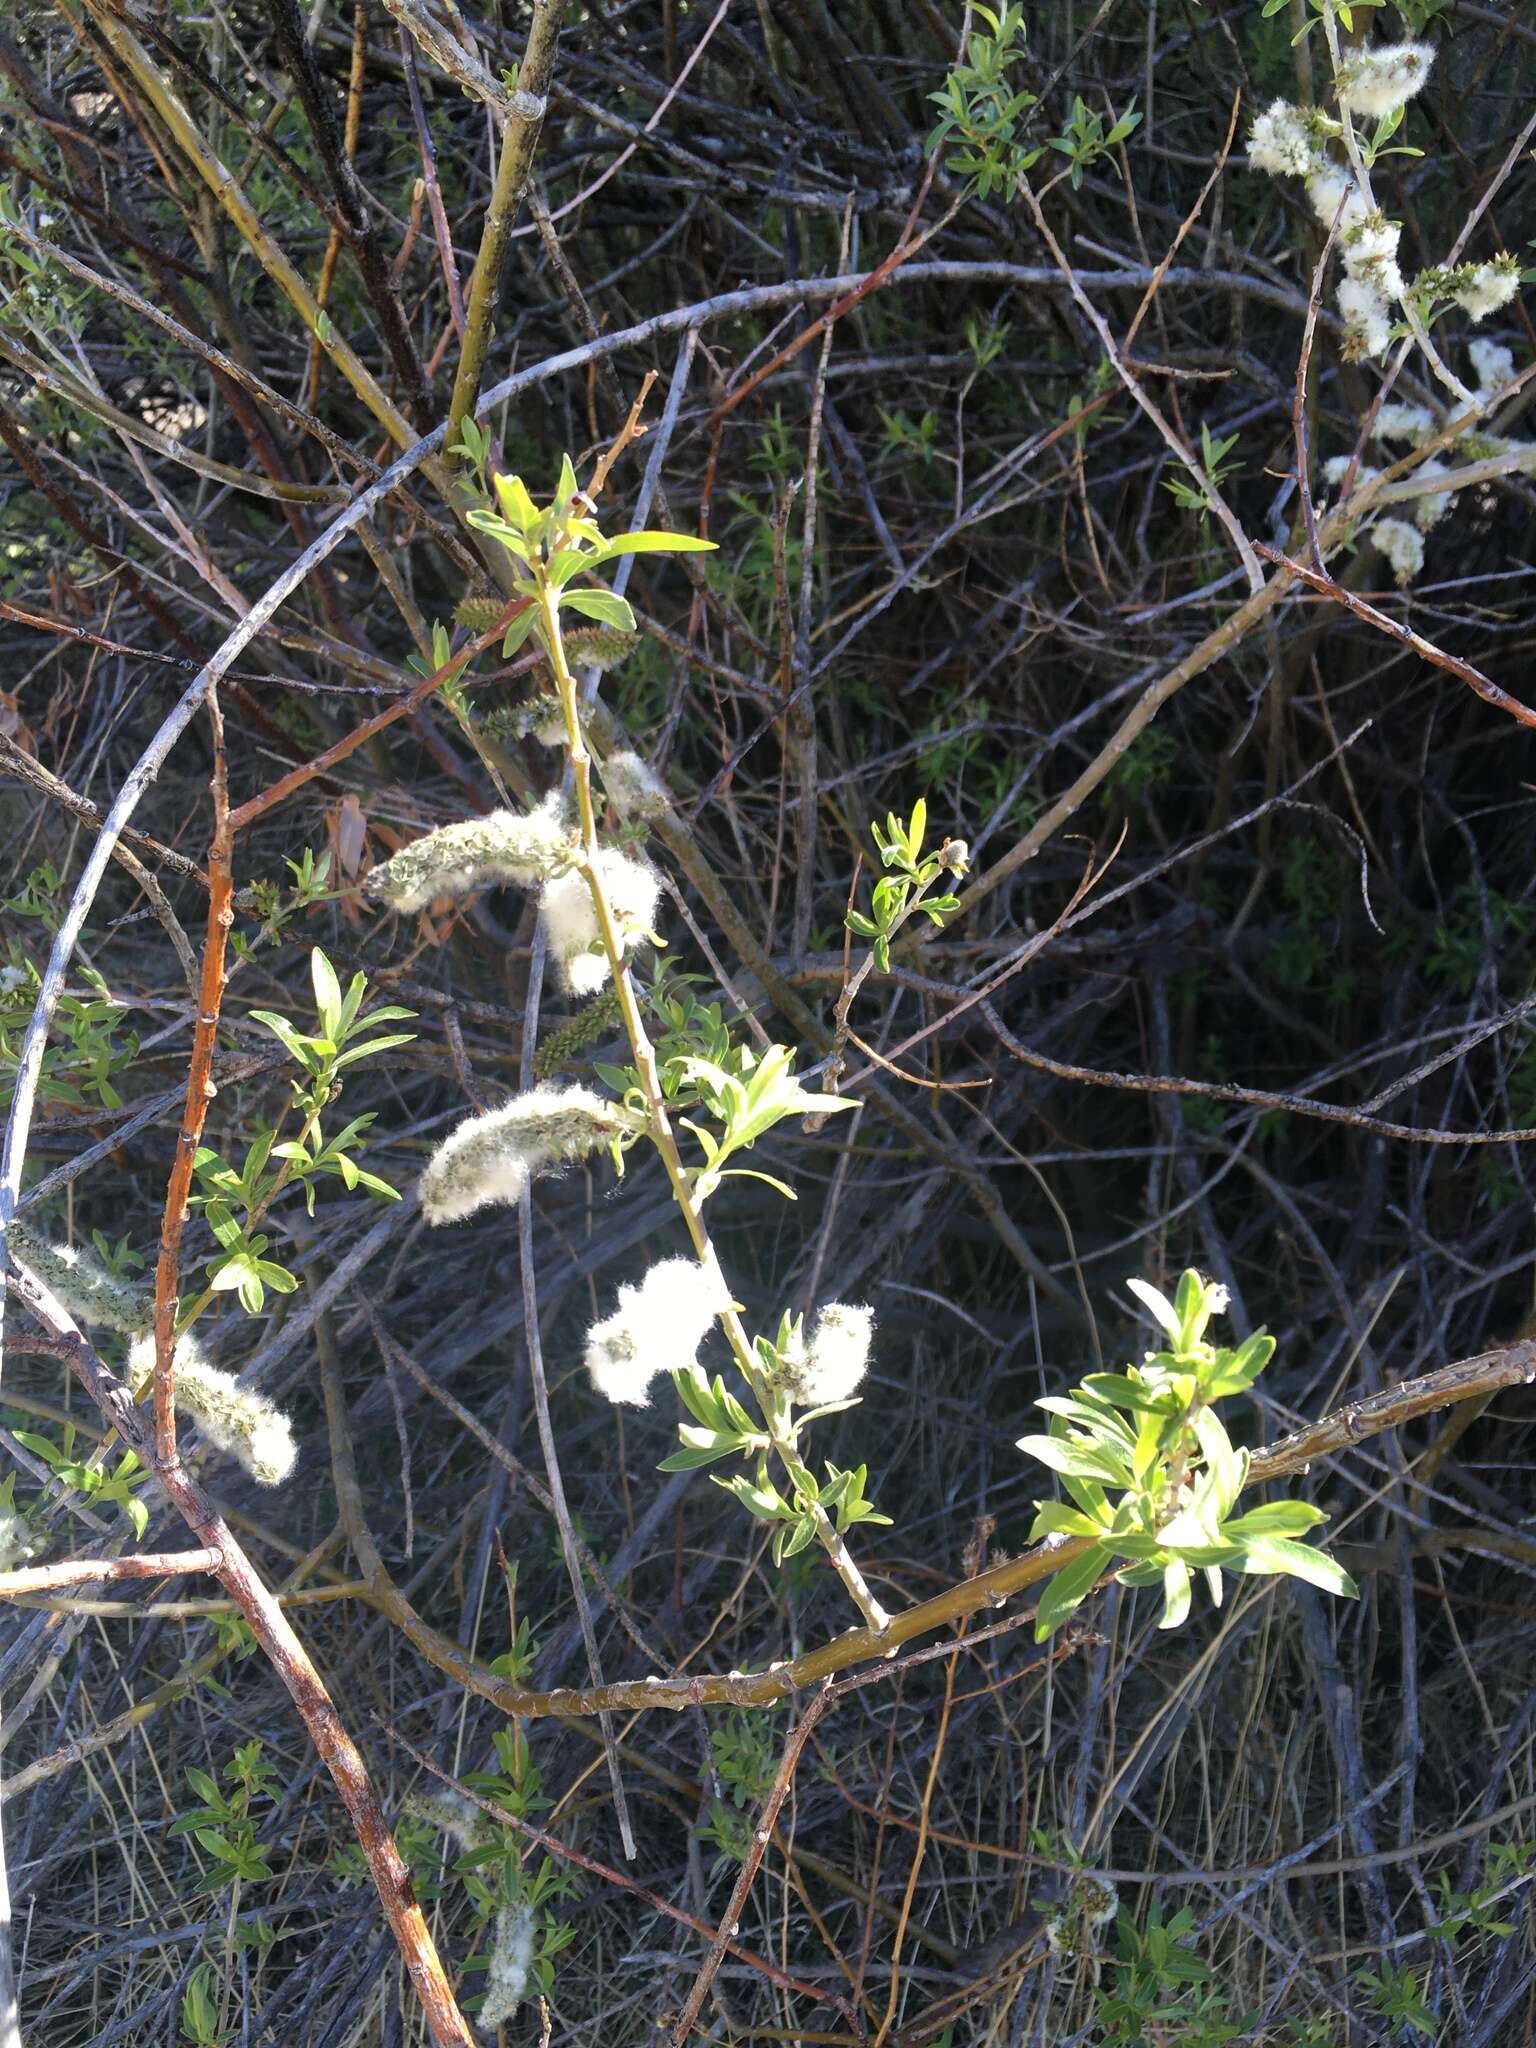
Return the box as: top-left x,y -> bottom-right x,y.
1306,166 -> 1371,236
367,793 -> 572,912
0,1508 -> 36,1571
1410,457 -> 1455,531
128,1334 -> 296,1486
403,1788 -> 492,1855
1371,403 -> 1436,446
420,1088 -> 628,1225
1334,42 -> 1434,120
539,847 -> 662,998
1247,100 -> 1323,180
585,1258 -> 730,1405
1370,517 -> 1425,587
791,1303 -> 875,1405
604,750 -> 673,825
1469,338 -> 1514,393
1336,275 -> 1392,361
478,1902 -> 537,2030
6,1222 -> 149,1335
1451,259 -> 1521,324
1322,455 -> 1381,492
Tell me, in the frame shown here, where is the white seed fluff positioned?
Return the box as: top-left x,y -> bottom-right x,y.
0,1509 -> 37,1571
1248,100 -> 1321,179
1336,275 -> 1392,360
1322,455 -> 1381,491
538,848 -> 662,999
1370,517 -> 1426,586
584,1258 -> 730,1406
5,1223 -> 149,1335
1335,42 -> 1434,120
799,1302 -> 875,1405
1344,215 -> 1401,272
1468,338 -> 1514,393
1452,261 -> 1521,324
128,1334 -> 297,1487
421,1088 -> 625,1225
1371,403 -> 1436,446
1306,168 -> 1371,236
1410,456 -> 1455,531
367,793 -> 572,912
479,1903 -> 537,2030
403,1789 -> 490,1856
604,750 -> 673,824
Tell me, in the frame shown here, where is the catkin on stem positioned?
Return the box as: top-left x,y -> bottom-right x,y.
7,1222 -> 149,1335
367,793 -> 573,912
585,1258 -> 731,1406
539,847 -> 662,997
128,1334 -> 296,1487
421,1087 -> 629,1225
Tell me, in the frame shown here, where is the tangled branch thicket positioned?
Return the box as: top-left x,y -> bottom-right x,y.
2,0 -> 1536,2042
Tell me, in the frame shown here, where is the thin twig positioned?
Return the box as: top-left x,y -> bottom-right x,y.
8,1264 -> 476,2046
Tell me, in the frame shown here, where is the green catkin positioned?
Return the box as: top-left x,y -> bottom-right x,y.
533,986 -> 624,1078
561,624 -> 639,671
452,593 -> 507,634
402,1788 -> 492,1855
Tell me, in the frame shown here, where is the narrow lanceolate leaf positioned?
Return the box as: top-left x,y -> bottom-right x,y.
1125,1276 -> 1181,1339
560,588 -> 637,632
1016,1433 -> 1133,1488
1158,1558 -> 1192,1631
1219,1500 -> 1326,1540
1034,1543 -> 1112,1641
593,531 -> 718,558
1229,1535 -> 1358,1599
1028,1500 -> 1105,1542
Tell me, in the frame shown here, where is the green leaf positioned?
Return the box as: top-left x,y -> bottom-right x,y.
247,1010 -> 317,1069
465,509 -> 531,561
1034,1543 -> 1111,1641
493,470 -> 539,535
1220,1500 -> 1325,1539
546,548 -> 590,589
1229,1536 -> 1357,1599
310,948 -> 341,1036
593,530 -> 718,559
1027,1501 -> 1104,1541
13,1430 -> 63,1469
1125,1276 -> 1181,1340
502,606 -> 539,656
334,1032 -> 416,1068
1158,1558 -> 1192,1630
1205,1330 -> 1274,1397
1016,1432 -> 1133,1487
560,588 -> 637,632
659,1442 -> 745,1471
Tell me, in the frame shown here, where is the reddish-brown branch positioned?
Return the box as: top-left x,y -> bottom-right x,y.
228,597 -> 531,832
7,1268 -> 475,2047
0,1549 -> 222,1598
1253,542 -> 1536,728
669,1687 -> 839,2041
153,685 -> 231,1467
712,156 -> 942,424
